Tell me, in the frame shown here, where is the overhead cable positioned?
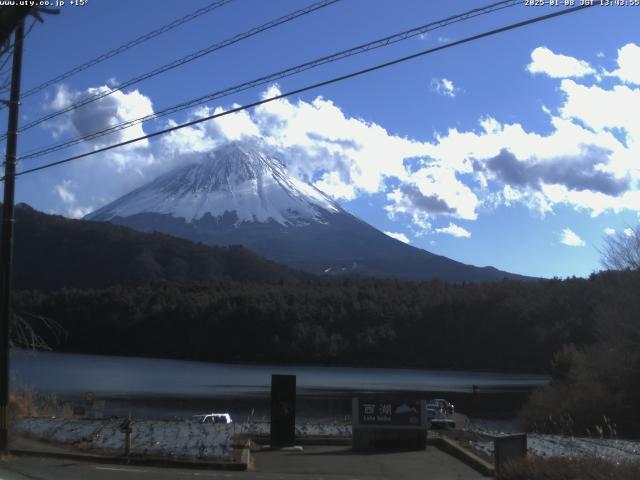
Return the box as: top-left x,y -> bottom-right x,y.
19,0 -> 520,162
2,0 -> 341,138
0,0 -> 234,101
6,3 -> 595,181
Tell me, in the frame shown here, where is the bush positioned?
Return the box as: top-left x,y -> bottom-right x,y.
9,388 -> 58,421
520,292 -> 640,437
518,378 -> 617,436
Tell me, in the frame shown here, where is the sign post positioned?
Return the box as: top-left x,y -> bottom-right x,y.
119,417 -> 132,459
352,398 -> 427,451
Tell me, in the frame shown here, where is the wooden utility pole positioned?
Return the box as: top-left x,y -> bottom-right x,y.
0,7 -> 31,45
0,19 -> 24,454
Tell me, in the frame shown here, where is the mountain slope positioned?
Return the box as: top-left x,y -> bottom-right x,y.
10,203 -> 305,290
87,142 -> 526,282
88,142 -> 342,226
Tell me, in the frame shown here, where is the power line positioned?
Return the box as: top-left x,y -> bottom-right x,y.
3,0 -> 341,140
6,3 -> 595,181
19,0 -> 520,162
0,45 -> 13,75
0,0 -> 234,101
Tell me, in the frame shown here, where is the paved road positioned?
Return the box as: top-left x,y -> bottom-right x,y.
0,446 -> 484,479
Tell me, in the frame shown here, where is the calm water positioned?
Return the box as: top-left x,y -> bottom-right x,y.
11,350 -> 548,419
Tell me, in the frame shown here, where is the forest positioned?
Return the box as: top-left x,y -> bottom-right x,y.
13,268 -> 636,373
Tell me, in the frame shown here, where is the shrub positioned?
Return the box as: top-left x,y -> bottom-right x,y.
9,388 -> 58,421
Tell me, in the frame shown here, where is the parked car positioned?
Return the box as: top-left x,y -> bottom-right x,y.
427,398 -> 454,415
192,413 -> 233,424
430,416 -> 456,429
426,407 -> 439,420
426,402 -> 456,429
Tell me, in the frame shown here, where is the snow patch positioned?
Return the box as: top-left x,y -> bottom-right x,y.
471,434 -> 640,460
15,418 -> 234,459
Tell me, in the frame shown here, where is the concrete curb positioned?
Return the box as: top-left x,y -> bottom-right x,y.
250,434 -> 351,446
429,436 -> 495,477
10,440 -> 252,471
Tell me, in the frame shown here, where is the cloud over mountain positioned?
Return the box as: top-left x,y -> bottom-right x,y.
41,43 -> 640,236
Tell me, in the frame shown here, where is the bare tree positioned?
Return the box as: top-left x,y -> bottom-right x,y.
10,310 -> 66,350
600,225 -> 640,271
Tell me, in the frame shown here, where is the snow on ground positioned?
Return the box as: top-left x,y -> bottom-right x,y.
14,417 -> 351,459
471,434 -> 640,461
237,421 -> 351,437
469,418 -> 521,435
14,418 -> 235,459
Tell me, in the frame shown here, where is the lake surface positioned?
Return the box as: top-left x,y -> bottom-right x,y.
11,350 -> 548,419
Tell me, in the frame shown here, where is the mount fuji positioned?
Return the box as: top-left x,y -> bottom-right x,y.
86,142 -> 524,282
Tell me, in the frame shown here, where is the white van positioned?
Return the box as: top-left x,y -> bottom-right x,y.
192,413 -> 233,424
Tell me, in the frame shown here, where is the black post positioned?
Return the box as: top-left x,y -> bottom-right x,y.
270,374 -> 296,448
0,20 -> 24,454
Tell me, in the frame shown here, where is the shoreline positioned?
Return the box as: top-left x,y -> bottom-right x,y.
13,389 -> 534,422
12,348 -> 552,377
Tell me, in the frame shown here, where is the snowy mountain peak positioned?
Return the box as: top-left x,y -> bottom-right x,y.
86,142 -> 342,226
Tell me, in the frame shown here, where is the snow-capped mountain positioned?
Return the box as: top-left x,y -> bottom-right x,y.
87,142 -> 341,226
87,142 -> 525,282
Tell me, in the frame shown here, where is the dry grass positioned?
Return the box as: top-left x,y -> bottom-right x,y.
499,456 -> 640,480
0,453 -> 14,462
8,388 -> 59,421
438,428 -> 495,463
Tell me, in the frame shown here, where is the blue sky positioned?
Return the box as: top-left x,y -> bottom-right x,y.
3,0 -> 640,278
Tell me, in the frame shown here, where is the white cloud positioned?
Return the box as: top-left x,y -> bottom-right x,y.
604,227 -> 616,235
158,85 -> 433,205
384,231 -> 410,243
559,79 -> 640,150
435,222 -> 471,238
624,227 -> 634,237
54,85 -> 153,147
66,206 -> 93,219
314,171 -> 357,200
430,78 -> 457,97
527,47 -> 595,78
385,166 -> 479,221
608,43 -> 640,85
53,180 -> 76,205
46,42 -> 640,228
52,180 -> 92,218
560,228 -> 586,247
44,82 -> 440,222
48,84 -> 156,173
432,43 -> 640,219
43,85 -> 168,217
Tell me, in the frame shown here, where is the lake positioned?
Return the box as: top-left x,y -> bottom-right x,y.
11,350 -> 548,420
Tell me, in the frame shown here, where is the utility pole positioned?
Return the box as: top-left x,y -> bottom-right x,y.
0,19 -> 24,454
0,7 -> 31,45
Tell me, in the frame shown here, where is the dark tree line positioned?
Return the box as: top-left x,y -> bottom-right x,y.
13,268 -> 638,373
